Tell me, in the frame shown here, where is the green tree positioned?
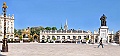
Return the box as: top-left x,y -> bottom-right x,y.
30,27 -> 35,36
45,27 -> 51,30
17,29 -> 22,35
30,26 -> 45,36
14,28 -> 17,35
19,35 -> 23,41
52,27 -> 57,30
53,37 -> 56,41
39,26 -> 45,30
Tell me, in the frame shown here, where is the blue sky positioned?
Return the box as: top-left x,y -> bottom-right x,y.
0,0 -> 120,32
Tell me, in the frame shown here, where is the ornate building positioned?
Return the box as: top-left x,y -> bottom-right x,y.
22,27 -> 31,42
40,19 -> 92,43
40,15 -> 114,44
0,14 -> 14,41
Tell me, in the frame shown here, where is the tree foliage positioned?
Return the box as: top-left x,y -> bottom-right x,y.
14,26 -> 57,37
52,27 -> 57,30
45,27 -> 51,30
30,26 -> 45,36
14,28 -> 17,35
17,29 -> 22,35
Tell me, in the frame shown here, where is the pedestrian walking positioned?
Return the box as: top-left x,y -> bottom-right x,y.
98,38 -> 104,48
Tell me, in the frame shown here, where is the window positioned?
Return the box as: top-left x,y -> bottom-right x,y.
78,36 -> 81,40
0,26 -> 2,29
73,36 -> 76,40
52,36 -> 55,39
7,27 -> 9,33
11,27 -> 13,33
8,21 -> 9,25
67,36 -> 70,39
84,36 -> 86,39
42,36 -> 45,39
0,20 -> 1,24
62,36 -> 65,39
57,36 -> 60,40
47,36 -> 50,39
7,35 -> 9,38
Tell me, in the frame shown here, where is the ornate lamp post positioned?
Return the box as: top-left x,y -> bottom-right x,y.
1,2 -> 8,52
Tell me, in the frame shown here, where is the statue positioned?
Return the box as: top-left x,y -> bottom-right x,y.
100,14 -> 107,26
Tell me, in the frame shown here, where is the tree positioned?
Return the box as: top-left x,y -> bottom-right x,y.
45,27 -> 51,30
39,26 -> 45,30
52,27 -> 57,30
30,27 -> 35,36
30,26 -> 45,36
17,29 -> 22,35
14,28 -> 17,35
19,35 -> 23,41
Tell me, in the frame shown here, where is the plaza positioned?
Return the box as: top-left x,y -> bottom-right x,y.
0,43 -> 120,56
0,1 -> 120,56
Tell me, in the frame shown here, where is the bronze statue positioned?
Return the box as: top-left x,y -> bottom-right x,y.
100,14 -> 107,26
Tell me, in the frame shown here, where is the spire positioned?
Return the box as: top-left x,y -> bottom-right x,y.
65,19 -> 67,26
64,19 -> 68,30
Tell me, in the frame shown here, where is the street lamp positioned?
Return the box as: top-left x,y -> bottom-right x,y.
1,2 -> 8,52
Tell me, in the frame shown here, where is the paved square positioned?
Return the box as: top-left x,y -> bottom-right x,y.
0,43 -> 120,56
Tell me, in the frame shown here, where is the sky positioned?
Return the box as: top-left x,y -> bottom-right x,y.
0,0 -> 120,32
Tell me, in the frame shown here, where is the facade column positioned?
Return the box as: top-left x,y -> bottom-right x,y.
93,35 -> 95,43
60,35 -> 62,43
107,36 -> 109,43
111,34 -> 114,42
76,36 -> 78,43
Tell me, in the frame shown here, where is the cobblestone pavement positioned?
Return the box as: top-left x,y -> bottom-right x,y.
0,43 -> 120,56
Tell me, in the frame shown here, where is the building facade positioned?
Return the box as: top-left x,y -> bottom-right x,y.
39,17 -> 114,43
0,14 -> 14,41
40,20 -> 92,43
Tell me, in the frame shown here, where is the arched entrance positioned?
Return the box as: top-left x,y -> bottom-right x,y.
95,36 -> 98,43
33,33 -> 38,42
62,36 -> 65,43
72,36 -> 76,43
34,35 -> 37,42
21,28 -> 31,42
109,36 -> 112,43
41,35 -> 45,43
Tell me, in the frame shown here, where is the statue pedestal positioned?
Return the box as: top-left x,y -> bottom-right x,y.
99,26 -> 109,43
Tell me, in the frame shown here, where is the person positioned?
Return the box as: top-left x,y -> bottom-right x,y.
98,38 -> 104,48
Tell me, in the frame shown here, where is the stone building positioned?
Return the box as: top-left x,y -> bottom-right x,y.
39,15 -> 114,44
40,20 -> 92,43
0,14 -> 14,41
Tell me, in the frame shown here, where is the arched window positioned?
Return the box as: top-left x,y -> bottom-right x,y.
52,36 -> 55,39
0,20 -> 1,24
67,36 -> 70,39
0,26 -> 2,33
0,26 -> 2,28
78,36 -> 81,40
62,36 -> 65,39
7,35 -> 9,38
73,36 -> 76,40
7,21 -> 9,25
57,36 -> 60,40
7,27 -> 9,33
11,27 -> 13,33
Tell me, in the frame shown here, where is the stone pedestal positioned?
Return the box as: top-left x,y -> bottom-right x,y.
99,26 -> 109,43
